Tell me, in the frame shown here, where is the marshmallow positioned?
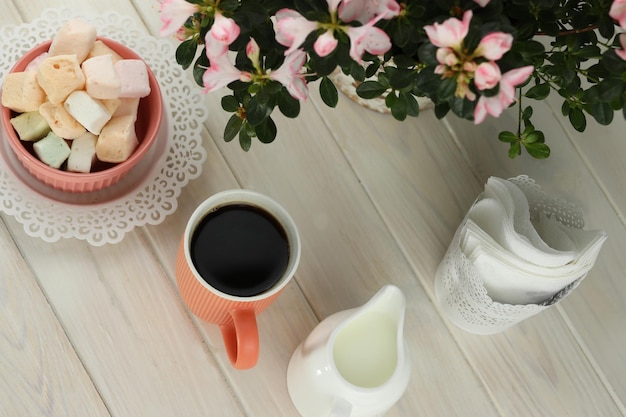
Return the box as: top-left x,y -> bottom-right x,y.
64,90 -> 112,135
67,132 -> 97,173
33,132 -> 71,169
24,52 -> 49,72
114,59 -> 151,98
36,54 -> 85,104
39,101 -> 86,139
87,40 -> 123,63
82,54 -> 121,99
112,97 -> 140,120
100,98 -> 122,115
96,115 -> 138,163
10,111 -> 51,142
1,71 -> 47,113
49,18 -> 97,63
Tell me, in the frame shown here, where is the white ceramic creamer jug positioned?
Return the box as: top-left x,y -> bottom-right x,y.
287,285 -> 411,417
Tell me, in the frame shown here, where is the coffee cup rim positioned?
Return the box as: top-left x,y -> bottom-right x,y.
183,189 -> 301,301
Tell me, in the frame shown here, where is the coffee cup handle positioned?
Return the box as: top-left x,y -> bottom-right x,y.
220,308 -> 259,370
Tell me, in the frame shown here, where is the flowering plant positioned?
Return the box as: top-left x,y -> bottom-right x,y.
159,0 -> 626,158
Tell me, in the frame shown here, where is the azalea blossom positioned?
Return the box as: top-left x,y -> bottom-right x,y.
314,31 -> 339,57
269,50 -> 309,100
473,0 -> 491,6
345,15 -> 393,63
338,0 -> 401,24
424,10 -> 472,49
203,36 -> 250,93
210,12 -> 240,45
474,61 -> 501,90
610,0 -> 626,29
476,32 -> 513,60
474,65 -> 534,124
274,8 -> 319,55
158,0 -> 199,38
616,33 -> 626,60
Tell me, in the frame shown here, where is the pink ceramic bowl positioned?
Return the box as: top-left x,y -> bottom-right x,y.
1,37 -> 163,193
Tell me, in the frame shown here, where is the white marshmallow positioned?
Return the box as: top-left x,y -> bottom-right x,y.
96,115 -> 138,163
114,59 -> 151,98
67,132 -> 97,173
82,54 -> 121,99
49,18 -> 97,63
64,90 -> 112,135
33,132 -> 71,169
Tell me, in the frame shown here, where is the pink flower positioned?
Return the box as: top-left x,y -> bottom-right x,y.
346,14 -> 393,63
210,13 -> 240,45
202,54 -> 248,93
424,10 -> 473,49
474,61 -> 501,90
274,9 -> 319,55
202,36 -> 250,93
610,0 -> 626,29
269,50 -> 309,100
339,0 -> 401,24
436,47 -> 459,68
474,65 -> 534,124
616,33 -> 626,61
314,31 -> 339,57
473,0 -> 491,6
476,32 -> 513,60
159,0 -> 199,38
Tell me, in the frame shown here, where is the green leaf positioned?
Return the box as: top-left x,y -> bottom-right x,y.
437,78 -> 457,102
388,93 -> 407,121
176,39 -> 198,70
320,77 -> 339,108
525,83 -> 550,100
498,131 -> 518,143
400,92 -> 420,117
221,95 -> 240,112
224,114 -> 243,142
255,116 -> 277,143
246,95 -> 273,126
508,141 -> 522,158
569,108 -> 587,132
590,102 -> 614,125
524,142 -> 551,159
356,81 -> 387,99
277,90 -> 301,118
434,102 -> 450,119
522,130 -> 545,144
239,128 -> 252,151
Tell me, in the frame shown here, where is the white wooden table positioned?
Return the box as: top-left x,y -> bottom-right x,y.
2,1 -> 626,416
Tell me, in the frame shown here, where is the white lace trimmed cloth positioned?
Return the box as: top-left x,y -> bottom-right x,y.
435,175 -> 600,334
0,9 -> 207,246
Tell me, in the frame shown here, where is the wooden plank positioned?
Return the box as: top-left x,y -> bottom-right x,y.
0,218 -> 111,417
311,90 -> 623,416
4,216 -> 247,417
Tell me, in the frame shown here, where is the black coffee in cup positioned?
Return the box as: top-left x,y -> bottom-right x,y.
190,203 -> 290,297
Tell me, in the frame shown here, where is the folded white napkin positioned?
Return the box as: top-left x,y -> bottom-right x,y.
460,177 -> 607,305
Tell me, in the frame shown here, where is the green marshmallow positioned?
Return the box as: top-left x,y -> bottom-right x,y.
10,111 -> 52,142
33,132 -> 71,169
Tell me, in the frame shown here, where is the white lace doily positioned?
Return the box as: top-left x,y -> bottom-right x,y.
0,9 -> 207,246
434,175 -> 586,334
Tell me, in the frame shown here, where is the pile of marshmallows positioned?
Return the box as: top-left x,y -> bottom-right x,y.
1,19 -> 151,172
